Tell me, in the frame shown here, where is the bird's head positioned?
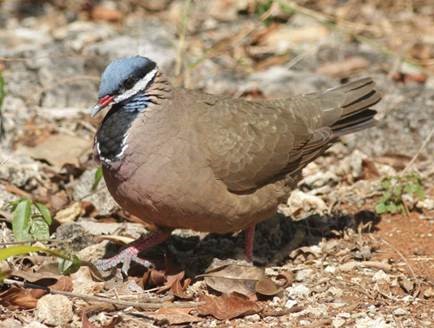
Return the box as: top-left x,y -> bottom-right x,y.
91,56 -> 158,116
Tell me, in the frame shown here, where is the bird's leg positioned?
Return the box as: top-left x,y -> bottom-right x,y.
95,229 -> 171,275
244,224 -> 256,262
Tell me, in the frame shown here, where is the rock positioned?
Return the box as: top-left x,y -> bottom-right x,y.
285,299 -> 298,309
423,287 -> 434,299
71,168 -> 118,216
295,269 -> 314,282
305,304 -> 328,318
0,152 -> 42,187
287,284 -> 310,298
372,270 -> 390,283
355,316 -> 392,328
280,190 -> 328,220
333,317 -> 346,328
0,319 -> 22,328
0,184 -> 17,211
55,223 -> 95,252
393,308 -> 408,316
300,171 -> 339,190
36,295 -> 73,326
71,266 -> 105,295
416,198 -> 434,211
324,265 -> 337,274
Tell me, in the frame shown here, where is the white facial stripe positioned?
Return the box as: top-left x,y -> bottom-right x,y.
113,68 -> 158,104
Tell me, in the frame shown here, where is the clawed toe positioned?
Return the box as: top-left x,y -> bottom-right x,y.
94,246 -> 153,275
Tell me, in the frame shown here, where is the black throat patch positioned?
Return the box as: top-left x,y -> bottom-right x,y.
95,93 -> 149,164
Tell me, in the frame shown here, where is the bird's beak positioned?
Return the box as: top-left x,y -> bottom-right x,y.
90,95 -> 114,117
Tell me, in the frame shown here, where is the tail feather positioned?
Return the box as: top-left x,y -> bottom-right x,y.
324,77 -> 381,136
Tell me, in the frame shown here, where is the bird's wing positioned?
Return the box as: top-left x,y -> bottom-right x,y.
193,94 -> 332,192
193,78 -> 380,193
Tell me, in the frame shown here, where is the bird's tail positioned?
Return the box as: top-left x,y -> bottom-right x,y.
324,77 -> 381,137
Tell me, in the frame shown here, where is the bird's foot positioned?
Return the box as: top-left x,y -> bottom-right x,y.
95,246 -> 153,276
94,229 -> 171,276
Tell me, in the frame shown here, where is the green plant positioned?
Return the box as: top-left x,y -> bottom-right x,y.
10,199 -> 52,241
375,172 -> 425,215
92,166 -> 103,191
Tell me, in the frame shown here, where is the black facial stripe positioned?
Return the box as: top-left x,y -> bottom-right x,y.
121,62 -> 157,93
96,107 -> 138,163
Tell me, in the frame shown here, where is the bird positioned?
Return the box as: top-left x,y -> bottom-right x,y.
90,56 -> 381,274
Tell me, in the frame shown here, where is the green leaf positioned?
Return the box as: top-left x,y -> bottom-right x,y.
35,202 -> 52,225
92,166 -> 103,191
0,245 -> 49,261
386,203 -> 401,214
12,199 -> 32,241
375,202 -> 387,214
30,218 -> 50,240
58,255 -> 81,275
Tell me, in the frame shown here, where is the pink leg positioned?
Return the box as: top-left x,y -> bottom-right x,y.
95,229 -> 171,275
244,224 -> 256,262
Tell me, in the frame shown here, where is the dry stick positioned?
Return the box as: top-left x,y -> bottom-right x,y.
375,237 -> 420,297
3,279 -> 203,309
401,128 -> 434,175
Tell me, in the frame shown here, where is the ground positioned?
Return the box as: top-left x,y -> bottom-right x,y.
0,1 -> 433,327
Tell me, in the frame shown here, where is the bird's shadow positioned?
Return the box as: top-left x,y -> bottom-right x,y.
128,210 -> 381,277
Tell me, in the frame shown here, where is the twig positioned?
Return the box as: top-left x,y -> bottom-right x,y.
375,237 -> 420,297
3,279 -> 203,309
401,128 -> 434,175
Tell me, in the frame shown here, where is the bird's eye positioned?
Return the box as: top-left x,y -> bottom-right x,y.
123,77 -> 136,90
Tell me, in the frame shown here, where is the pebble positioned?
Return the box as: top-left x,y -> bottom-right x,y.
295,269 -> 314,282
372,270 -> 390,282
245,314 -> 260,322
36,295 -> 73,327
333,317 -> 346,328
324,265 -> 337,274
393,308 -> 408,316
285,299 -> 298,309
287,284 -> 310,298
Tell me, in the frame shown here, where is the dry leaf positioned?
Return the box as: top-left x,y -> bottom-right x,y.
17,134 -> 91,169
276,271 -> 294,288
198,293 -> 262,320
152,307 -> 201,325
0,286 -> 38,309
200,264 -> 265,297
255,278 -> 282,296
55,202 -> 82,224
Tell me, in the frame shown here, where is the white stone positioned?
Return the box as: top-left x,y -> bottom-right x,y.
333,317 -> 346,328
325,265 -> 337,274
287,284 -> 310,298
372,270 -> 390,282
36,295 -> 73,327
295,269 -> 314,281
285,299 -> 298,309
393,308 -> 408,316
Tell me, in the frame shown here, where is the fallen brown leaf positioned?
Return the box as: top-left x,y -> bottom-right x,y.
151,307 -> 201,325
255,278 -> 282,296
198,293 -> 262,320
0,286 -> 38,309
316,57 -> 369,78
200,264 -> 263,296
